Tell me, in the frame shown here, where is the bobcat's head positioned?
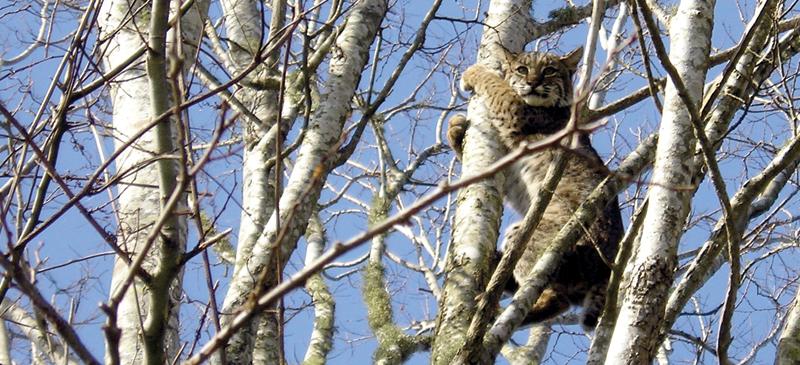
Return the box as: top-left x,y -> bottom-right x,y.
500,47 -> 582,108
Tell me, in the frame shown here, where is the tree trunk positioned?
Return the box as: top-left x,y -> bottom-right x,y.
217,0 -> 388,362
778,284 -> 800,364
430,0 -> 533,363
605,0 -> 715,363
97,0 -> 206,363
214,0 -> 286,362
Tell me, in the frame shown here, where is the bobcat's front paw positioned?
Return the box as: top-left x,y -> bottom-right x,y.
459,64 -> 488,93
446,114 -> 470,159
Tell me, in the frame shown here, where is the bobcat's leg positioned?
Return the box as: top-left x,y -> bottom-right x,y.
460,64 -> 505,94
523,286 -> 571,324
447,114 -> 469,159
580,282 -> 608,330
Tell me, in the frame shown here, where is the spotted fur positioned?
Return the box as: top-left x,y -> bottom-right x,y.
448,48 -> 623,329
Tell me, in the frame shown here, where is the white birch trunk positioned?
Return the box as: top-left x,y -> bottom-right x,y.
216,0 -> 285,362
97,1 -> 205,363
0,318 -> 9,365
302,213 -> 334,364
222,0 -> 279,284
217,0 -> 388,362
778,284 -> 800,364
0,301 -> 78,365
429,0 -> 532,362
605,0 -> 715,362
662,3 -> 789,336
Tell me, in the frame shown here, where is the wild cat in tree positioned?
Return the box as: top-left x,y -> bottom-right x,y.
447,46 -> 623,329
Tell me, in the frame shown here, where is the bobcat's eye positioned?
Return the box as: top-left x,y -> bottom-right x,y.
543,66 -> 558,76
515,66 -> 528,75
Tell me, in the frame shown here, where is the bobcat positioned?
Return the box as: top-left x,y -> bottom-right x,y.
448,47 -> 623,329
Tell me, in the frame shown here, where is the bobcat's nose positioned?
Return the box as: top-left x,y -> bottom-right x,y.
528,76 -> 543,88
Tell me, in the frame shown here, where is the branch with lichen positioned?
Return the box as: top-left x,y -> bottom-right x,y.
302,212 -> 335,365
362,182 -> 422,364
364,262 -> 429,364
362,103 -> 440,363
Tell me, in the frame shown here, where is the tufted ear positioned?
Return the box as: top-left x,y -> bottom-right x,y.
561,47 -> 583,73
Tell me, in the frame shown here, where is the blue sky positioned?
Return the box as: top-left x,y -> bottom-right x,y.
1,0 -> 799,364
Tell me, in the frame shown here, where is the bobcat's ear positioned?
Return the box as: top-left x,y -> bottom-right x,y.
562,47 -> 583,73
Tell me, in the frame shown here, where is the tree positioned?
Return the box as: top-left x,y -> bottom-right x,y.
0,0 -> 799,364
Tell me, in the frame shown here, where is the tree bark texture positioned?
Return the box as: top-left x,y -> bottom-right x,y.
217,0 -> 388,362
430,0 -> 534,362
97,0 -> 206,363
216,0 -> 286,362
778,284 -> 800,364
605,0 -> 715,363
